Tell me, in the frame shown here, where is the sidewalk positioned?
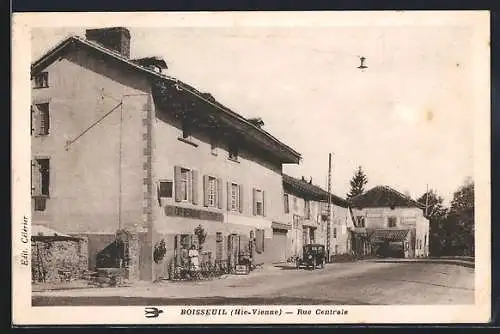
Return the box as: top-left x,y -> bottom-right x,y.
32,261 -> 395,299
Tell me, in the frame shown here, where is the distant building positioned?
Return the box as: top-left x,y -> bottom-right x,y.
31,27 -> 301,281
350,186 -> 430,258
282,175 -> 353,261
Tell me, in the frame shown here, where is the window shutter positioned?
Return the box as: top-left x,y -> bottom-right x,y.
174,166 -> 182,202
227,182 -> 231,211
217,178 -> 223,209
252,188 -> 257,216
30,106 -> 35,135
262,190 -> 266,217
191,170 -> 199,205
31,160 -> 40,195
203,175 -> 209,207
239,184 -> 244,213
31,105 -> 40,136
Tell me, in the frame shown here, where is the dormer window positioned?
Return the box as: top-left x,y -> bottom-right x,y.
182,119 -> 192,139
228,142 -> 239,161
33,72 -> 49,89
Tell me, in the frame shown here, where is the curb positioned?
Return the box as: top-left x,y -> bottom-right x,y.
364,259 -> 474,268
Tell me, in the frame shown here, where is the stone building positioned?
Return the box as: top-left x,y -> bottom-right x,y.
282,174 -> 353,261
31,27 -> 301,281
350,186 -> 430,258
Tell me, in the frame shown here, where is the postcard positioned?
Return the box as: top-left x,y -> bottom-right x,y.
12,11 -> 490,324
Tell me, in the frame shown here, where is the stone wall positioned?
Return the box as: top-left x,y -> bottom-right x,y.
32,237 -> 88,283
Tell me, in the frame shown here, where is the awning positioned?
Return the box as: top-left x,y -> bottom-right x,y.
370,229 -> 410,243
271,222 -> 292,231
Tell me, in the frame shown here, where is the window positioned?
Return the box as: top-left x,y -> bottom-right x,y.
304,200 -> 311,219
33,72 -> 48,88
335,245 -> 339,254
158,180 -> 173,198
182,118 -> 192,139
207,176 -> 217,207
253,188 -> 265,216
293,197 -> 298,211
32,103 -> 50,136
230,183 -> 239,211
388,216 -> 397,228
32,158 -> 50,211
228,142 -> 238,161
174,166 -> 199,204
180,168 -> 191,201
283,194 -> 289,213
333,227 -> 337,238
210,136 -> 218,155
424,235 -> 427,249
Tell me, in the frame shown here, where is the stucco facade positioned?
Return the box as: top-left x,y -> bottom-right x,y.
282,175 -> 352,260
31,28 -> 301,282
351,206 -> 430,258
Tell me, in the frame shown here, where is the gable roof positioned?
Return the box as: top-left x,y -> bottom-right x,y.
31,35 -> 301,164
350,185 -> 424,209
282,174 -> 349,207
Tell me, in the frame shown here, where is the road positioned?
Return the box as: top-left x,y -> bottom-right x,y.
32,261 -> 474,306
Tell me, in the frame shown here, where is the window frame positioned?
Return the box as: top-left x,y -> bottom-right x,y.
33,72 -> 49,89
254,189 -> 264,216
230,183 -> 239,211
180,168 -> 191,202
32,157 -> 50,198
207,176 -> 217,207
158,179 -> 173,199
283,194 -> 289,214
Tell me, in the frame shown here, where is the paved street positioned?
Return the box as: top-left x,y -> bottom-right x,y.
32,261 -> 474,306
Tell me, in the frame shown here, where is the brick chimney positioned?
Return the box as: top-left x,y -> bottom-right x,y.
85,27 -> 131,58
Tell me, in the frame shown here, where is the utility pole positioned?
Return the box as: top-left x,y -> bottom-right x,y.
327,153 -> 332,263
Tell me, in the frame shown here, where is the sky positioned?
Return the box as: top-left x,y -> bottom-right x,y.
31,23 -> 477,205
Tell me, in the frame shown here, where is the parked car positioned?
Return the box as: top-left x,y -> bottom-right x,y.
296,244 -> 326,270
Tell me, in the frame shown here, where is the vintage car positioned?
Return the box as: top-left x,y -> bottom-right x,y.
296,244 -> 326,270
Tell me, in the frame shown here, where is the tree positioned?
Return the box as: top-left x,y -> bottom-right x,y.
417,190 -> 448,256
194,224 -> 207,251
448,178 -> 475,256
346,166 -> 368,200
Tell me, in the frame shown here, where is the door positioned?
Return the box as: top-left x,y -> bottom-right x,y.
270,229 -> 288,263
227,234 -> 240,271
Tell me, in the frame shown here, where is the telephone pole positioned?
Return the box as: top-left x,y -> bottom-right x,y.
327,153 -> 332,263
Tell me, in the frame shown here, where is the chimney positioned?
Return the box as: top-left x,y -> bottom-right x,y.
301,176 -> 306,182
247,117 -> 265,128
85,27 -> 131,58
309,177 -> 312,184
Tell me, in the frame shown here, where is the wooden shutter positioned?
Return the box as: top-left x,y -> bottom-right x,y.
217,178 -> 223,209
255,229 -> 264,253
252,188 -> 257,216
174,166 -> 182,202
227,182 -> 231,211
31,104 -> 40,136
203,175 -> 209,207
262,190 -> 266,217
239,184 -> 244,213
191,170 -> 199,205
31,160 -> 40,195
30,105 -> 35,135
